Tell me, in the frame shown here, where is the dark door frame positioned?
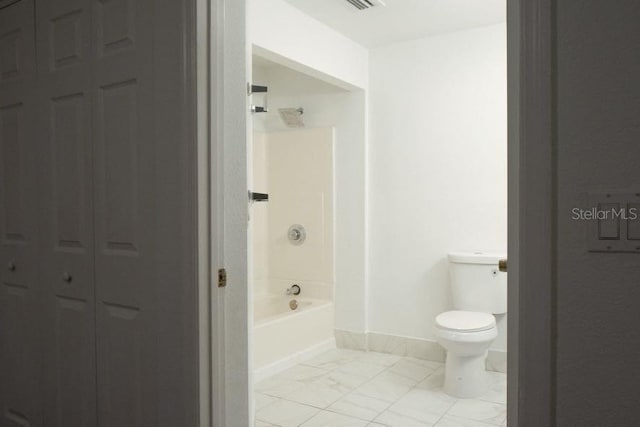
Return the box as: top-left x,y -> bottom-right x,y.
507,0 -> 555,425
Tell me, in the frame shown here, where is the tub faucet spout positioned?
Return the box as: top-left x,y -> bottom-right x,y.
286,284 -> 301,296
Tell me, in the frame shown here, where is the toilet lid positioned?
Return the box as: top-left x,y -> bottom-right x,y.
436,311 -> 496,332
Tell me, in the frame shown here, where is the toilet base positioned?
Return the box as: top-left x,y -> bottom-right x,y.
444,350 -> 489,398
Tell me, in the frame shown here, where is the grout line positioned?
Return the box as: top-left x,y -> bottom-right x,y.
323,407 -> 379,424
374,367 -> 452,426
432,397 -> 459,426
299,354 -> 401,423
256,349 -> 505,427
366,365 -> 419,424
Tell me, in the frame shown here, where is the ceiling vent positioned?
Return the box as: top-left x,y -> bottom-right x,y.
344,0 -> 386,11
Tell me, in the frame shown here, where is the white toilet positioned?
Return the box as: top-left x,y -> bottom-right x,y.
435,251 -> 507,398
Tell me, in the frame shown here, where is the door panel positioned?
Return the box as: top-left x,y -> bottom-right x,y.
2,0 -> 199,425
92,0 -> 199,424
36,0 -> 96,425
0,1 -> 40,426
91,0 -> 201,424
92,0 -> 155,425
98,79 -> 140,256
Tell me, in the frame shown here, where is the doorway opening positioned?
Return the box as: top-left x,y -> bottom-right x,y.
247,1 -> 508,425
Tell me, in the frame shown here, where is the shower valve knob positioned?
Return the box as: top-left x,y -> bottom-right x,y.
288,224 -> 306,244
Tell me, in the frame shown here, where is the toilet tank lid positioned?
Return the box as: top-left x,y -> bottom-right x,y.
448,251 -> 506,265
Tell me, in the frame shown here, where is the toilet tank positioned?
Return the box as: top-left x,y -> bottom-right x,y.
448,252 -> 507,314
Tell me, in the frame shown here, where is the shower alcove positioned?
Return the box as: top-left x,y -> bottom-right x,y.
250,52 -> 366,380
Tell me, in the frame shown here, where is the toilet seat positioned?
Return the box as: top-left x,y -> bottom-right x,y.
436,310 -> 495,332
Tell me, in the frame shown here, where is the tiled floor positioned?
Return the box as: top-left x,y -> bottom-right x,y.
254,349 -> 506,427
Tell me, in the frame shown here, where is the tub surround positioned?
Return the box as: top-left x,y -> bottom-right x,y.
252,59 -> 368,334
251,128 -> 334,297
251,127 -> 336,381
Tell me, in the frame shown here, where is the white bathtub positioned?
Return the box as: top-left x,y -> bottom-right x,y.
253,294 -> 334,381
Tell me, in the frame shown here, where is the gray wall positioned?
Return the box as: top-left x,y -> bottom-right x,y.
555,0 -> 640,424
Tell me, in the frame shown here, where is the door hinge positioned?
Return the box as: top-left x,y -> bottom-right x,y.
217,268 -> 227,288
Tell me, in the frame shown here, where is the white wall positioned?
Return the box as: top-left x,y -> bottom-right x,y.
367,24 -> 508,350
251,62 -> 368,333
249,0 -> 368,90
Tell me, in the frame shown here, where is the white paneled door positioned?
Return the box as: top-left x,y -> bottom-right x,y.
0,1 -> 40,425
0,0 -> 201,426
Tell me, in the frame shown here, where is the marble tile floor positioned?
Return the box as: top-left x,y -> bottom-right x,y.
254,348 -> 506,427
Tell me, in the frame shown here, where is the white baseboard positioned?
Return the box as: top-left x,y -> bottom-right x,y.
486,348 -> 507,373
334,329 -> 367,351
335,330 -> 507,373
253,337 -> 336,383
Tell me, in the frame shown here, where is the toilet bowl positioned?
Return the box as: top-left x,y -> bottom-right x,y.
435,310 -> 497,397
435,252 -> 507,398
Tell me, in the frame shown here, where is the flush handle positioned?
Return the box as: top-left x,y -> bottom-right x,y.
498,259 -> 508,272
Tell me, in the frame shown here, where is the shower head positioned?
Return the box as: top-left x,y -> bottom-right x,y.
278,107 -> 305,128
